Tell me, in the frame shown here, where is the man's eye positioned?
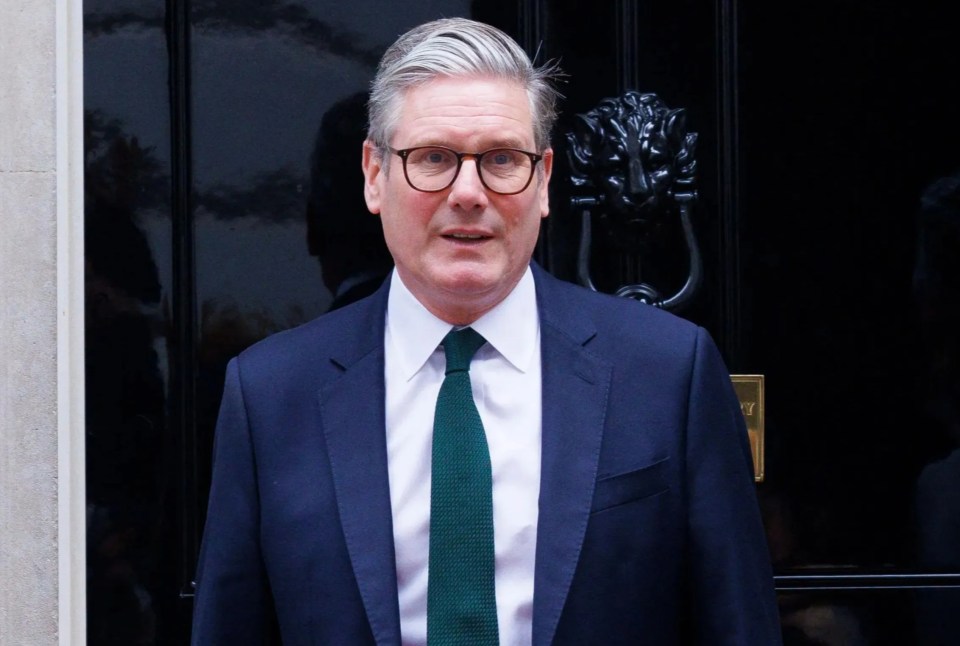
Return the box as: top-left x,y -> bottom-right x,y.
491,151 -> 513,165
415,148 -> 454,165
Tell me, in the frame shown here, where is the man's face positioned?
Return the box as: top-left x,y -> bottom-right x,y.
362,76 -> 553,324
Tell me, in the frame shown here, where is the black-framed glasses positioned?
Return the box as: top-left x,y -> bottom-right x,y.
390,146 -> 543,195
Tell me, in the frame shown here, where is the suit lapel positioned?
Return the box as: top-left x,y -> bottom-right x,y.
318,281 -> 402,645
531,266 -> 611,646
315,268 -> 609,645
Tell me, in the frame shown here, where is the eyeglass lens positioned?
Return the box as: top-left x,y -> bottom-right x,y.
402,147 -> 536,194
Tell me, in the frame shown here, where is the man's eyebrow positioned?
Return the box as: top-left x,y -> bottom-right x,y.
409,138 -> 532,151
477,136 -> 529,150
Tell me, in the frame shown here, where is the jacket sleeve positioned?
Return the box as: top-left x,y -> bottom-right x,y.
192,358 -> 272,644
684,328 -> 782,644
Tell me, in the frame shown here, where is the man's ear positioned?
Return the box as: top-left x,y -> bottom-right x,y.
362,139 -> 383,215
538,148 -> 554,219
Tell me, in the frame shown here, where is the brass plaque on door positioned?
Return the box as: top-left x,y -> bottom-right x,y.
731,375 -> 765,482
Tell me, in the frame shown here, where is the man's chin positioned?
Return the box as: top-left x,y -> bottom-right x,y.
424,271 -> 514,319
434,265 -> 509,297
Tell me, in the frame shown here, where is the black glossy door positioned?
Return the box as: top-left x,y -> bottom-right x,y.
84,1 -> 960,643
739,3 -> 960,643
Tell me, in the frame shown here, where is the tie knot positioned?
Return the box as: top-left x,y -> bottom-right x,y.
442,327 -> 486,374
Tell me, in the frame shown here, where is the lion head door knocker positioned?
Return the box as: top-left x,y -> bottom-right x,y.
566,91 -> 701,310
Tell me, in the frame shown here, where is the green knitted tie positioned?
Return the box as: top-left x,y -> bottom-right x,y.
427,327 -> 499,646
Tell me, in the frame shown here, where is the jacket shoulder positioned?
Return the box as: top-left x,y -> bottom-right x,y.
537,270 -> 703,360
232,290 -> 384,384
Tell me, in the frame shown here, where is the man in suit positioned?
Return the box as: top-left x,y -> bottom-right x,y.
192,17 -> 782,645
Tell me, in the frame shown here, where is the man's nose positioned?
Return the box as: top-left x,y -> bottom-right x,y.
447,157 -> 489,211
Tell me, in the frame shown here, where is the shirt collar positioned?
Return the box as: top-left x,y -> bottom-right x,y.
386,266 -> 539,380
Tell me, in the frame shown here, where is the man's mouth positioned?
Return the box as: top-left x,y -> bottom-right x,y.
443,233 -> 490,241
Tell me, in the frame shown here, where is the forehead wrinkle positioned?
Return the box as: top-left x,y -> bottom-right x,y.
394,77 -> 535,149
403,122 -> 532,151
401,108 -> 533,150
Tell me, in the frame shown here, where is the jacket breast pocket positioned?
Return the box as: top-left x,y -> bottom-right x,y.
590,457 -> 670,514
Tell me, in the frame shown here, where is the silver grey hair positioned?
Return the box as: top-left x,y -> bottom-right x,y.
368,18 -> 561,155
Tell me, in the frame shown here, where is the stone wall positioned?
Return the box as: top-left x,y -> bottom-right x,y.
0,1 -> 84,643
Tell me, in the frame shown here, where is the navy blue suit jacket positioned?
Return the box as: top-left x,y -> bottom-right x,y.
192,265 -> 782,645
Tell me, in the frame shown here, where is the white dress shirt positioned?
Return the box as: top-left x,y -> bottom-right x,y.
384,267 -> 542,646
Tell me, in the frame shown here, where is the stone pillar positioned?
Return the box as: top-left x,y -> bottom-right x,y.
0,1 -> 85,644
